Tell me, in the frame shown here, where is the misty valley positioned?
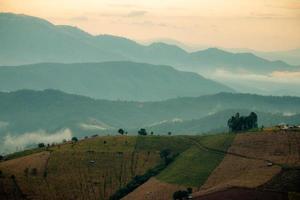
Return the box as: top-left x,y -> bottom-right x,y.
0,9 -> 300,200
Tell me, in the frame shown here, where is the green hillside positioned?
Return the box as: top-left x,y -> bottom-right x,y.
1,89 -> 300,154
146,109 -> 300,134
0,135 -> 206,200
157,134 -> 234,187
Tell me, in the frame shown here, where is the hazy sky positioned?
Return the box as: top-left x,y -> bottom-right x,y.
1,0 -> 300,51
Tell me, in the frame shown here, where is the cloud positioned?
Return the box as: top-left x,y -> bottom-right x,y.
271,71 -> 300,79
107,3 -> 139,9
69,16 -> 89,22
213,69 -> 300,84
269,2 -> 300,10
127,10 -> 147,17
0,121 -> 9,129
245,12 -> 286,19
1,129 -> 72,154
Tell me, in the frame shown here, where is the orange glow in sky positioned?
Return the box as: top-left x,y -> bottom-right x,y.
1,0 -> 300,51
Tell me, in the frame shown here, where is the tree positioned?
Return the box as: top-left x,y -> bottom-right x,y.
38,143 -> 45,148
118,128 -> 125,135
160,149 -> 172,164
31,168 -> 38,176
138,128 -> 147,136
187,187 -> 193,194
24,168 -> 29,177
150,131 -> 154,135
168,132 -> 172,136
228,112 -> 258,133
173,190 -> 189,200
72,137 -> 78,142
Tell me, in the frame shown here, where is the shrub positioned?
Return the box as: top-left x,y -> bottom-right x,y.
118,128 -> 125,135
173,190 -> 189,200
38,143 -> 45,148
72,137 -> 78,142
31,168 -> 38,176
138,128 -> 147,136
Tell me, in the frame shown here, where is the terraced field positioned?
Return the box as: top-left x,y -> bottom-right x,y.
1,131 -> 299,200
194,130 -> 300,199
124,134 -> 235,200
0,135 -> 200,200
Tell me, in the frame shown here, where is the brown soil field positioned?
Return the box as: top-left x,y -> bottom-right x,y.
122,177 -> 191,200
228,131 -> 300,166
0,136 -> 163,200
194,131 -> 300,198
0,151 -> 50,177
0,151 -> 50,199
193,187 -> 289,200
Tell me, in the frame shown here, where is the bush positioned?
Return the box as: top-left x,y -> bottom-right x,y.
173,190 -> 189,200
24,168 -> 29,177
72,137 -> 78,142
31,168 -> 38,176
118,128 -> 125,135
138,128 -> 147,136
109,153 -> 177,200
160,149 -> 173,164
38,143 -> 45,148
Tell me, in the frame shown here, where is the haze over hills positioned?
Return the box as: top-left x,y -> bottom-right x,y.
2,12 -> 300,97
0,12 -> 297,74
224,48 -> 300,66
146,109 -> 300,134
1,89 -> 300,153
1,1 -> 300,199
0,61 -> 233,101
149,39 -> 300,66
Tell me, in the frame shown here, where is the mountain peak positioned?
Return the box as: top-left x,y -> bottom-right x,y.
0,12 -> 53,27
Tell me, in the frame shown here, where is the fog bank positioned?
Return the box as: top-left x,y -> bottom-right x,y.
0,129 -> 72,155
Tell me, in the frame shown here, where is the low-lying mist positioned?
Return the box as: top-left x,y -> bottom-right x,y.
0,129 -> 72,155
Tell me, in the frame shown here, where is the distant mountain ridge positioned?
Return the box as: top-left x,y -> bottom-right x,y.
0,12 -> 297,74
0,89 -> 300,137
0,61 -> 233,101
146,109 -> 300,134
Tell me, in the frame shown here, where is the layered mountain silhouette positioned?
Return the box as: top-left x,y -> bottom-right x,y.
0,61 -> 233,101
1,89 -> 300,136
0,13 -> 297,74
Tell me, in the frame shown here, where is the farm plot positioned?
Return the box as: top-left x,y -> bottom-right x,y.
194,131 -> 300,197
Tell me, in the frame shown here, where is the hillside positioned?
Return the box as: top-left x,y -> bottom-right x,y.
0,135 -> 201,200
0,13 -> 297,75
146,110 -> 300,134
1,89 -> 300,136
1,130 -> 299,200
123,130 -> 300,200
0,61 -> 233,101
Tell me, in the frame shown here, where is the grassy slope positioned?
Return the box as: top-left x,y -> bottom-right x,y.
0,135 -> 205,200
156,134 -> 235,188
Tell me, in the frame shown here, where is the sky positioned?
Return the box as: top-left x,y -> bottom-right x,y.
0,0 -> 300,51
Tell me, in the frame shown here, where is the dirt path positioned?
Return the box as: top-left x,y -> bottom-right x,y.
183,136 -> 280,166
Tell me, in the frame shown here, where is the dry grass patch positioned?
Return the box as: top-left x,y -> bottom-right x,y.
122,177 -> 189,200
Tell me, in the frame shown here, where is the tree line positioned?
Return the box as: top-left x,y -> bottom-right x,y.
227,112 -> 258,132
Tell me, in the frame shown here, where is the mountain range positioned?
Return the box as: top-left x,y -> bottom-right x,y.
0,89 -> 299,138
0,61 -> 233,101
0,12 -> 298,75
